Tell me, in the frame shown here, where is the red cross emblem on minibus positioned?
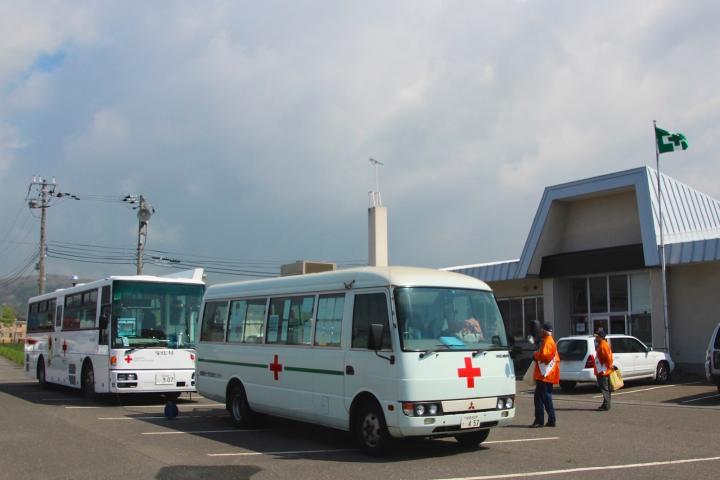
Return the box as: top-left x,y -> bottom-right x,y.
457,357 -> 481,388
62,340 -> 68,356
124,355 -> 133,364
269,355 -> 283,381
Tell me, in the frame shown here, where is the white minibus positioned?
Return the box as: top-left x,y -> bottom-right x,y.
197,266 -> 515,454
25,269 -> 205,398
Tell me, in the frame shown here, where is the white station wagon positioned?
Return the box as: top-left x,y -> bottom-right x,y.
556,334 -> 674,392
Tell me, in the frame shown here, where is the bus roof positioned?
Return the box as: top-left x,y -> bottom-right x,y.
28,269 -> 205,304
204,266 -> 491,300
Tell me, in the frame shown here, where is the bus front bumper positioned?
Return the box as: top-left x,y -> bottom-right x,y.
110,369 -> 196,393
388,408 -> 515,438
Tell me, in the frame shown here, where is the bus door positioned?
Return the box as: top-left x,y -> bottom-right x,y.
344,290 -> 398,411
309,293 -> 348,428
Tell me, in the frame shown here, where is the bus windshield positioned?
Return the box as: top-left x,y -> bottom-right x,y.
111,281 -> 204,349
395,287 -> 508,352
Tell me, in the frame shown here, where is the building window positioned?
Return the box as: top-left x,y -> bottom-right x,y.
496,296 -> 543,342
569,272 -> 651,342
589,277 -> 608,313
571,279 -> 588,314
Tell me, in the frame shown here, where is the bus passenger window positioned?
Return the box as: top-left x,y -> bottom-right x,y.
314,294 -> 344,347
200,302 -> 228,342
351,293 -> 391,350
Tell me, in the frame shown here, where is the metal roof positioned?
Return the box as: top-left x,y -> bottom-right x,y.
446,166 -> 720,282
441,260 -> 520,282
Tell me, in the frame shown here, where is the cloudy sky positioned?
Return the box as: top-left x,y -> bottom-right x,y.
1,0 -> 719,287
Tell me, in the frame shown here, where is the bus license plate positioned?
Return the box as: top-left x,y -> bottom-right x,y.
155,373 -> 175,385
460,414 -> 482,429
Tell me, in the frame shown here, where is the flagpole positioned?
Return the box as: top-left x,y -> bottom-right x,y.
654,120 -> 671,354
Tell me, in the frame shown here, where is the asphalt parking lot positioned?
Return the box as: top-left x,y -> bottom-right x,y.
1,357 -> 719,480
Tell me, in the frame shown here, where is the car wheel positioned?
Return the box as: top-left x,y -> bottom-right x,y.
559,380 -> 577,392
655,361 -> 670,384
353,401 -> 392,456
37,357 -> 47,388
228,383 -> 256,427
454,429 -> 490,448
82,363 -> 96,400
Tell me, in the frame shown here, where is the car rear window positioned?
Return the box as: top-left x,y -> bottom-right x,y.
557,339 -> 588,361
715,325 -> 720,349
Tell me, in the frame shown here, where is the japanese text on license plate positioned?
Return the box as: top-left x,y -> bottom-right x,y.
460,414 -> 482,429
155,373 -> 175,385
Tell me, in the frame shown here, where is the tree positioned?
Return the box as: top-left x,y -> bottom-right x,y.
1,305 -> 15,326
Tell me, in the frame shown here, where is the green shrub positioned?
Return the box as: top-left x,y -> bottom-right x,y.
0,343 -> 24,365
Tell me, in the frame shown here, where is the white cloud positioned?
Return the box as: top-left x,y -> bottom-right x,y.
0,0 -> 719,281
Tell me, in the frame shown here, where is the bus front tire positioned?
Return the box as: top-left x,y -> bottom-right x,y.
81,363 -> 96,400
455,429 -> 490,448
37,357 -> 47,388
353,401 -> 391,456
229,383 -> 255,428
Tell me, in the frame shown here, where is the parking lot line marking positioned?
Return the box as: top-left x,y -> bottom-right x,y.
208,448 -> 356,457
592,384 -> 681,397
63,403 -> 221,410
484,437 -> 559,444
141,429 -> 270,435
98,415 -> 213,420
681,393 -> 720,403
436,455 -> 720,480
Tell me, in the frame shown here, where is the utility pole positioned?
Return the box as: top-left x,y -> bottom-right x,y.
123,195 -> 154,274
26,176 -> 79,294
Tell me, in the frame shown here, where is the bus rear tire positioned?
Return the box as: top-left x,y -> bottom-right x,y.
37,357 -> 47,388
353,401 -> 392,456
81,362 -> 96,400
229,383 -> 256,428
455,429 -> 490,448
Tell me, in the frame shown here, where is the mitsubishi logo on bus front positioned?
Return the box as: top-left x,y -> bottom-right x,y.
457,357 -> 481,388
269,354 -> 283,380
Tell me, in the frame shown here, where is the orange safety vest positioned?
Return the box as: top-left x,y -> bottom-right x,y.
594,339 -> 613,377
533,334 -> 560,384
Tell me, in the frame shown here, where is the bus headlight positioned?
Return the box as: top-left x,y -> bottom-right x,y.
496,396 -> 515,410
401,402 -> 442,417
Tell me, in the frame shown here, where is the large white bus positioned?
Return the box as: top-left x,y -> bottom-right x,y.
25,269 -> 205,399
197,266 -> 515,454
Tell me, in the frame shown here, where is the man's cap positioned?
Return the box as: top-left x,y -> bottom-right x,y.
595,328 -> 607,339
541,322 -> 553,333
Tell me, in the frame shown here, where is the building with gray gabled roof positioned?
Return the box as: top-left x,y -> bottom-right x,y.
445,166 -> 720,373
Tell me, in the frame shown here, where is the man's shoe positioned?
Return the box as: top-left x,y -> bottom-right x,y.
545,421 -> 556,427
597,405 -> 608,411
529,423 -> 544,428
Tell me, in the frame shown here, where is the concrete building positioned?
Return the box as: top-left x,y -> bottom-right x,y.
446,166 -> 720,374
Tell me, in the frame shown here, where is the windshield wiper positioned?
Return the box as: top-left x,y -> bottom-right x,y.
472,345 -> 509,357
419,344 -> 455,358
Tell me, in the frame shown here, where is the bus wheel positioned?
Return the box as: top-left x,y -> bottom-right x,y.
81,363 -> 96,400
37,357 -> 47,388
229,383 -> 255,427
455,429 -> 490,448
353,401 -> 391,456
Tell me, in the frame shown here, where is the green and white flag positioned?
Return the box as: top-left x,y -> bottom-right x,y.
655,126 -> 689,154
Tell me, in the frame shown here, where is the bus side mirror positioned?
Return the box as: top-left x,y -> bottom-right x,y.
368,323 -> 384,351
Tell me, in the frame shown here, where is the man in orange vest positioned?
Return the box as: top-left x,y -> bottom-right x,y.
594,328 -> 614,411
531,322 -> 560,427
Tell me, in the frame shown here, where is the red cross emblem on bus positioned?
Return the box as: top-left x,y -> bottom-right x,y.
124,355 -> 133,364
62,340 -> 68,356
269,354 -> 283,381
457,357 -> 481,388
